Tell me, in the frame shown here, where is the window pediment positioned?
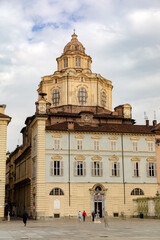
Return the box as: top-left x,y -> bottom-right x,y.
52,134 -> 62,138
146,157 -> 156,162
92,135 -> 101,139
131,157 -> 140,162
75,155 -> 85,160
51,155 -> 62,160
109,136 -> 118,140
91,155 -> 102,161
130,136 -> 139,141
145,137 -> 154,141
109,156 -> 119,161
75,134 -> 84,139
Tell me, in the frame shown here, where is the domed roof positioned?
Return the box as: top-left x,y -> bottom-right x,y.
63,33 -> 85,54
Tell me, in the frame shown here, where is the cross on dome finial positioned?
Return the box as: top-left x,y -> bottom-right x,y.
73,28 -> 75,34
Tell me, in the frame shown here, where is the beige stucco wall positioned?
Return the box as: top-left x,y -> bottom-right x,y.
32,182 -> 158,218
0,118 -> 10,218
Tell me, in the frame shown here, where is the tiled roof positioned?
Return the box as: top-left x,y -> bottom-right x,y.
46,122 -> 154,134
0,113 -> 11,118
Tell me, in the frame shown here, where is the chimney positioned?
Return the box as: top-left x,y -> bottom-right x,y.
0,104 -> 6,114
146,120 -> 149,127
153,120 -> 157,127
68,122 -> 74,130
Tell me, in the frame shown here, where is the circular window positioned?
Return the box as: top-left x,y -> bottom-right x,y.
52,89 -> 60,106
101,92 -> 106,106
78,87 -> 88,105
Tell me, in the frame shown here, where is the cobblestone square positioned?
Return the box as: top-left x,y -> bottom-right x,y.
0,218 -> 160,240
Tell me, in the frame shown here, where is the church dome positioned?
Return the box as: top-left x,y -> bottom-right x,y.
63,33 -> 85,54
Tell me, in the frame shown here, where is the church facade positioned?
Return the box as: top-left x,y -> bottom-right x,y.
6,33 -> 160,219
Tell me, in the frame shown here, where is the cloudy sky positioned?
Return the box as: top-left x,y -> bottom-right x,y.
0,0 -> 160,152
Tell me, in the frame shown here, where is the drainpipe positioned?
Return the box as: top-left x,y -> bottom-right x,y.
121,134 -> 126,204
96,74 -> 98,114
68,131 -> 71,206
67,73 -> 69,105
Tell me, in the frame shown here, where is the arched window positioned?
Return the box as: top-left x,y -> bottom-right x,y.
78,87 -> 88,105
49,188 -> 64,196
131,188 -> 144,196
101,92 -> 106,106
95,186 -> 102,192
52,89 -> 60,106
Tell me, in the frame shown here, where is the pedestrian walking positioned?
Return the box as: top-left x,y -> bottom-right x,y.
91,211 -> 95,222
22,211 -> 28,226
78,211 -> 82,222
82,210 -> 87,222
104,211 -> 109,228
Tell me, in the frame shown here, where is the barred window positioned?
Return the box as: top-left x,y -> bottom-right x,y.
64,58 -> 68,68
52,89 -> 60,106
131,188 -> 144,195
49,188 -> 64,195
101,92 -> 106,106
75,57 -> 81,67
78,87 -> 88,105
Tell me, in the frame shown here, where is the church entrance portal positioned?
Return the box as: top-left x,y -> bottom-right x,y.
92,185 -> 105,218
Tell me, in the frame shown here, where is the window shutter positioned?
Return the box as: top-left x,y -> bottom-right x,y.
146,162 -> 149,177
50,161 -> 53,176
117,162 -> 120,177
60,161 -> 63,176
111,162 -> 114,176
74,161 -> 77,176
100,162 -> 103,177
154,163 -> 157,177
91,162 -> 94,177
83,162 -> 86,176
133,162 -> 136,176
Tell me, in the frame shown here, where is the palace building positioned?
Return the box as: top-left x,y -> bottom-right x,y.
6,33 -> 160,219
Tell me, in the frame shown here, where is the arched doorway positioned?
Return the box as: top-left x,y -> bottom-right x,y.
90,184 -> 107,218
